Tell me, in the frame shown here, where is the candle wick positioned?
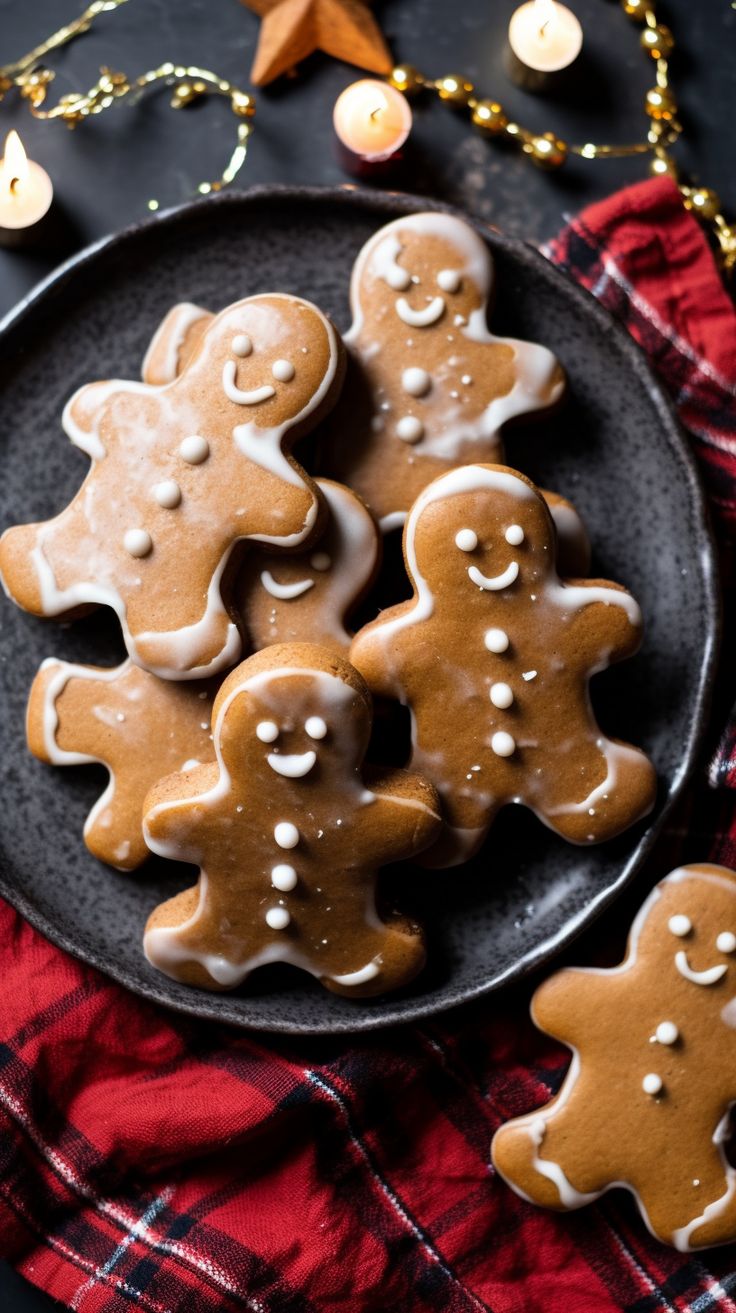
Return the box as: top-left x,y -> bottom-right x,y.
9,176 -> 21,196
539,18 -> 549,36
369,105 -> 383,120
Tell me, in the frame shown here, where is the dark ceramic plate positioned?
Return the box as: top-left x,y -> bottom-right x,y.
0,186 -> 718,1033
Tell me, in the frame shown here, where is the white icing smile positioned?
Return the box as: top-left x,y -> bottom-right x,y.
222,360 -> 276,405
468,561 -> 519,591
674,950 -> 728,986
260,570 -> 314,600
267,751 -> 317,778
395,296 -> 445,327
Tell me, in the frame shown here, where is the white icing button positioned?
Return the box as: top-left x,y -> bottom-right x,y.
231,334 -> 252,357
455,528 -> 478,552
385,266 -> 411,291
668,914 -> 692,937
484,628 -> 509,653
491,731 -> 516,758
505,524 -> 525,546
153,480 -> 182,509
271,864 -> 298,892
305,716 -> 327,739
401,367 -> 431,398
490,682 -> 514,709
123,529 -> 152,558
717,932 -> 736,954
266,906 -> 291,930
655,1021 -> 679,1045
256,720 -> 279,743
437,268 -> 461,293
396,416 -> 424,444
179,435 -> 209,464
272,358 -> 295,382
642,1073 -> 663,1096
274,822 -> 299,849
310,552 -> 331,571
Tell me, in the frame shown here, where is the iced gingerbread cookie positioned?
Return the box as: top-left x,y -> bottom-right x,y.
492,863 -> 736,1251
141,302 -> 212,385
27,658 -> 214,870
350,464 -> 655,867
237,479 -> 381,654
0,294 -> 344,679
143,643 -> 441,996
319,211 -> 564,532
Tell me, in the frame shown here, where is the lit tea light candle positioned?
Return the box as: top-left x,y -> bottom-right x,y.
333,79 -> 412,175
0,130 -> 54,248
506,0 -> 583,92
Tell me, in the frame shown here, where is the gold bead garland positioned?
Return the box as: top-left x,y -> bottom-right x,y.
0,1 -> 256,208
389,1 -> 735,276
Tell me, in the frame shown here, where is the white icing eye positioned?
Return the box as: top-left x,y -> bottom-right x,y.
231,334 -> 252,357
642,1073 -> 663,1095
274,821 -> 299,849
654,1021 -> 678,1045
386,266 -> 411,291
402,367 -> 432,397
256,720 -> 279,743
490,682 -> 514,709
396,416 -> 424,443
491,731 -> 515,758
272,359 -> 295,382
668,914 -> 692,937
455,528 -> 478,552
437,269 -> 461,293
484,628 -> 509,653
265,906 -> 291,930
123,528 -> 152,558
305,716 -> 327,740
179,435 -> 209,464
310,552 -> 331,571
153,480 -> 181,509
505,524 -> 525,546
271,864 -> 297,891
717,932 -> 736,954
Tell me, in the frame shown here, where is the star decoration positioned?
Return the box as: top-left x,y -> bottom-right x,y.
242,0 -> 393,87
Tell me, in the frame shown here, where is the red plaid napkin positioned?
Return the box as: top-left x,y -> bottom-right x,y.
1,176 -> 736,1313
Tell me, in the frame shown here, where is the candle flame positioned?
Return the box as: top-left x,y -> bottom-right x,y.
533,0 -> 557,38
1,130 -> 29,195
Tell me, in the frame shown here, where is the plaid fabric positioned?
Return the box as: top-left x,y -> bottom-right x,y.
1,176 -> 736,1312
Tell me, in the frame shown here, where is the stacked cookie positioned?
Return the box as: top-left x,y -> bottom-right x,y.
0,212 -> 656,999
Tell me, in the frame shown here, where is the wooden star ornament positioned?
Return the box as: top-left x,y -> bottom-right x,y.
243,0 -> 394,87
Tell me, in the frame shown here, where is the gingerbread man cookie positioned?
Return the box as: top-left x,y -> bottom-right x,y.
0,294 -> 344,679
319,211 -> 564,531
350,464 -> 655,867
143,643 -> 441,996
27,658 -> 215,869
237,479 -> 381,653
141,302 -> 212,385
492,863 -> 736,1251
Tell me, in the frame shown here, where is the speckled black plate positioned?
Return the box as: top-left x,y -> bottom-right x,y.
0,186 -> 719,1033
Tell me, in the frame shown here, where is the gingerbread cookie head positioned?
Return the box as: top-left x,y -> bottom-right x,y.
26,658 -> 214,869
492,863 -> 736,1252
0,294 -> 344,679
143,643 -> 441,996
237,479 -> 381,653
320,212 -> 564,529
350,464 -> 655,866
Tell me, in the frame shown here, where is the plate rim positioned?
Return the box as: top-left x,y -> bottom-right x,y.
0,183 -> 721,1033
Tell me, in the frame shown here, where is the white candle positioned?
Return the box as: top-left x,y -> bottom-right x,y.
0,130 -> 54,246
507,0 -> 583,86
333,79 -> 412,173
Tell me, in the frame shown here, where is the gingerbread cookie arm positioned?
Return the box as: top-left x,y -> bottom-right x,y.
530,969 -> 612,1046
143,763 -> 221,861
349,608 -> 417,697
558,578 -> 644,668
141,303 -> 213,385
358,768 -> 442,865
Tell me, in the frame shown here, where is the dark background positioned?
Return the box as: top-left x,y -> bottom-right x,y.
0,0 -> 733,1306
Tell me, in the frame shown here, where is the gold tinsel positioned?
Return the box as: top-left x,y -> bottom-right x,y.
0,0 -> 255,209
